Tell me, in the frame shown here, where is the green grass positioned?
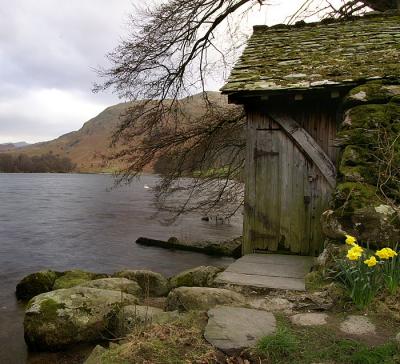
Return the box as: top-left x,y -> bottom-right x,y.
255,320 -> 399,364
257,326 -> 299,361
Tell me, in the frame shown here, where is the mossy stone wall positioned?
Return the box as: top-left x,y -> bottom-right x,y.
322,80 -> 400,247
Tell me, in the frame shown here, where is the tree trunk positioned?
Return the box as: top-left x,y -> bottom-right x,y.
361,0 -> 399,11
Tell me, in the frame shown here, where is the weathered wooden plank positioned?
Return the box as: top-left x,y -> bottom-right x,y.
279,128 -> 292,251
269,112 -> 336,189
254,126 -> 280,251
243,112 -> 257,255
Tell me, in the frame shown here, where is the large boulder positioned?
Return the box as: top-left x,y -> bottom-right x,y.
16,270 -> 59,301
166,287 -> 245,312
169,266 -> 223,289
53,270 -> 108,290
108,305 -> 178,337
79,278 -> 142,296
113,270 -> 169,297
24,287 -> 138,351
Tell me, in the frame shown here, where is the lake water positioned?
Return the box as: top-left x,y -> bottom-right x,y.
0,173 -> 242,364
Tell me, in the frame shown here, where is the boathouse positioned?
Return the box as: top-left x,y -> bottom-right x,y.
221,13 -> 400,256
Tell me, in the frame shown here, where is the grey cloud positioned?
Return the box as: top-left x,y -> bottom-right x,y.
0,0 -> 134,142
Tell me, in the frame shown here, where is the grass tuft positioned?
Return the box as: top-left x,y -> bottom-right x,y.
256,326 -> 299,361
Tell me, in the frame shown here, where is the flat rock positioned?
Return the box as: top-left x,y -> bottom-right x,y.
340,315 -> 376,336
204,307 -> 276,355
290,313 -> 328,326
166,287 -> 245,312
79,278 -> 142,296
249,297 -> 294,313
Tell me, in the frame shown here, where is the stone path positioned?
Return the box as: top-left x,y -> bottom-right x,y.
291,313 -> 329,326
340,315 -> 376,336
215,253 -> 316,291
204,307 -> 276,355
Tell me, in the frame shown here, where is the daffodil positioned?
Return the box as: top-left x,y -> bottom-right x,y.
376,247 -> 398,260
364,256 -> 377,267
351,244 -> 363,253
345,235 -> 357,245
347,246 -> 363,261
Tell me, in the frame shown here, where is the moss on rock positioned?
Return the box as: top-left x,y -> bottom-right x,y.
24,287 -> 138,351
344,80 -> 398,107
169,266 -> 223,289
334,182 -> 380,214
113,270 -> 169,297
16,270 -> 59,301
53,270 -> 107,290
327,81 -> 400,248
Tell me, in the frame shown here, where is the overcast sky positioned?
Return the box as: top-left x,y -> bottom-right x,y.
0,0 -> 341,144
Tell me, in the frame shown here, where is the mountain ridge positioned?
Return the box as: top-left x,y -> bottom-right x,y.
11,92 -> 227,173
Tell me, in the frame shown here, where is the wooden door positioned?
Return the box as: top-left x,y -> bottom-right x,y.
243,111 -> 336,256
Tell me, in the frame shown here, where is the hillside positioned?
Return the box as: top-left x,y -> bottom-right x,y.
0,142 -> 30,152
18,92 -> 227,173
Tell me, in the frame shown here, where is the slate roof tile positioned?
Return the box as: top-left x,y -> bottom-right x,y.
221,13 -> 400,94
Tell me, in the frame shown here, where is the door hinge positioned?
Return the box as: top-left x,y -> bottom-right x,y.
254,149 -> 279,159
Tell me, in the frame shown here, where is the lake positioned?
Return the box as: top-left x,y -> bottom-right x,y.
0,173 -> 242,363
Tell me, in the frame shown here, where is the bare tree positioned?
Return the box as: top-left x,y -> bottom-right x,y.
95,0 -> 397,219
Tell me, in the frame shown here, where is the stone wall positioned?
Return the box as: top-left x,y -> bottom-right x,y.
322,79 -> 400,248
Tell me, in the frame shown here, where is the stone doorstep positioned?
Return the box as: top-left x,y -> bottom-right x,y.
215,254 -> 315,292
216,271 -> 306,291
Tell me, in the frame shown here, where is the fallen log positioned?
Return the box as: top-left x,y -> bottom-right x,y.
136,236 -> 242,258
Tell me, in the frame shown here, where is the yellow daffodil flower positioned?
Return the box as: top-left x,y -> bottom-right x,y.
351,244 -> 363,253
364,256 -> 377,267
376,247 -> 398,260
347,246 -> 363,261
345,235 -> 357,245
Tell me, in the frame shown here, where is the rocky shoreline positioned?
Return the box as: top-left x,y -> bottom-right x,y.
16,247 -> 400,363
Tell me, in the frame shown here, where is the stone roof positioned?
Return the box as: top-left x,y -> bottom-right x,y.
221,13 -> 400,95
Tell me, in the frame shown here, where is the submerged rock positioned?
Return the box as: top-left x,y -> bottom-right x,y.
113,270 -> 169,297
79,278 -> 142,296
169,266 -> 223,289
24,286 -> 138,351
53,270 -> 108,290
16,270 -> 59,301
166,287 -> 245,312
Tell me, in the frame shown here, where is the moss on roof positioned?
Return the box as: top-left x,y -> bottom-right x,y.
221,12 -> 400,95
